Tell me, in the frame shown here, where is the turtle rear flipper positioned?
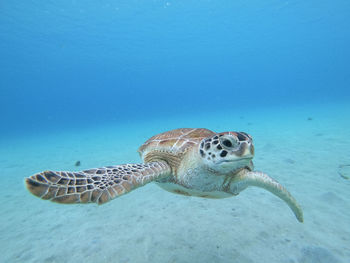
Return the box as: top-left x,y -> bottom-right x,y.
25,161 -> 171,205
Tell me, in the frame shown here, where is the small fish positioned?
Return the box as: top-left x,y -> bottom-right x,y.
338,164 -> 350,180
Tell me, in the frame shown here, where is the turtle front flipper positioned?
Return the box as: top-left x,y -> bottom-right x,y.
25,161 -> 171,205
230,171 -> 304,222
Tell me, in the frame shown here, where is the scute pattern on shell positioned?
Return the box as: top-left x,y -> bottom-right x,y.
138,128 -> 215,156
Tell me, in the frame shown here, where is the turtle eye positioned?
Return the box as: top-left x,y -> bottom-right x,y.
220,136 -> 238,149
222,140 -> 232,147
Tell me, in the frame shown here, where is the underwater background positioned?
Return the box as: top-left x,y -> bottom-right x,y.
0,1 -> 349,262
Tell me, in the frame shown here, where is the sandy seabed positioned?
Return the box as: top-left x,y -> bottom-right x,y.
1,102 -> 349,263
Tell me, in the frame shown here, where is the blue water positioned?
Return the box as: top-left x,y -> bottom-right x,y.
1,1 -> 350,263
1,0 -> 349,136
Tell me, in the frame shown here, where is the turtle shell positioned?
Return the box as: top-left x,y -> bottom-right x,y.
138,128 -> 214,167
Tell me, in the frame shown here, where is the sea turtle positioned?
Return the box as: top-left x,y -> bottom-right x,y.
25,128 -> 303,222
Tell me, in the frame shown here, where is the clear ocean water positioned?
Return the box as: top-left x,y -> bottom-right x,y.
1,1 -> 349,262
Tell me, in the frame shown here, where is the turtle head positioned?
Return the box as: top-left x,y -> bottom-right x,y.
199,131 -> 254,173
